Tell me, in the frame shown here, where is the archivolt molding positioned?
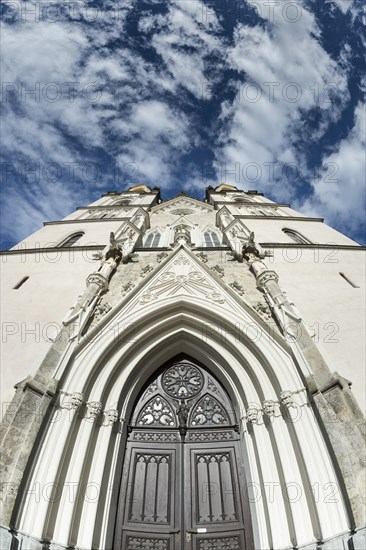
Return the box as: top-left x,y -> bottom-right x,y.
17,318 -> 350,550
58,302 -> 300,404
15,276 -> 350,549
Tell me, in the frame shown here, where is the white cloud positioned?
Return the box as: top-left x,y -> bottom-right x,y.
114,100 -> 193,183
213,3 -> 350,201
139,0 -> 224,99
299,101 -> 366,241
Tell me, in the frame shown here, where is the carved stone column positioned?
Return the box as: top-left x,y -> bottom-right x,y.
249,255 -> 366,528
0,241 -> 120,527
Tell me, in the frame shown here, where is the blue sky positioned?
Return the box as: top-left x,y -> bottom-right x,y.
1,0 -> 365,248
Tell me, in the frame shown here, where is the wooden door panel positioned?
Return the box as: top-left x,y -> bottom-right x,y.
186,445 -> 244,529
192,530 -> 246,550
124,446 -> 179,528
120,531 -> 176,550
113,356 -> 254,550
114,442 -> 181,549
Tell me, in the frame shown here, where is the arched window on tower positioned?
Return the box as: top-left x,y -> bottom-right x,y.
204,231 -> 220,247
145,232 -> 161,248
59,232 -> 84,247
282,228 -> 311,244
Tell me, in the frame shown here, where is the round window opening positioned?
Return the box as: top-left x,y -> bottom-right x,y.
162,363 -> 204,398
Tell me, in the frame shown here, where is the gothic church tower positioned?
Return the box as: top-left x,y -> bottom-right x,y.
1,184 -> 365,549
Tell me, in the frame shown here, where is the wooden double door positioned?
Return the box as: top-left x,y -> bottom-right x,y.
114,357 -> 254,550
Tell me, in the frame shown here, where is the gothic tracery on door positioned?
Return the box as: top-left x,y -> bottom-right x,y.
114,357 -> 254,550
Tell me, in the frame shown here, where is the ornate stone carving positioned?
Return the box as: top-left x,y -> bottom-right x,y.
196,252 -> 208,263
142,380 -> 159,399
211,264 -> 224,278
105,231 -> 123,263
59,391 -> 84,410
93,301 -> 112,321
262,400 -> 276,417
229,281 -> 245,295
190,395 -> 229,426
255,270 -> 279,289
86,401 -> 102,420
246,406 -> 259,424
207,377 -> 224,399
137,396 -> 176,427
173,223 -> 192,245
139,290 -> 159,304
173,254 -> 190,265
253,301 -> 271,320
176,399 -> 190,427
139,252 -> 226,305
86,272 -> 109,291
157,252 -> 169,263
280,390 -> 295,408
204,290 -> 225,304
140,264 -> 154,278
70,392 -> 84,410
0,482 -> 19,498
121,281 -> 135,296
242,231 -> 271,260
104,408 -> 119,425
171,208 -> 194,215
162,363 -> 204,398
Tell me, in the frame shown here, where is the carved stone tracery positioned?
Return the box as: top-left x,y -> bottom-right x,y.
190,395 -> 229,426
137,396 -> 176,427
162,363 -> 204,398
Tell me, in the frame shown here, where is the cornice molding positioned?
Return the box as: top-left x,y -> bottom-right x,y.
43,218 -> 130,225
232,215 -> 324,221
2,242 -> 364,256
260,243 -> 364,250
215,202 -> 290,207
0,245 -> 103,255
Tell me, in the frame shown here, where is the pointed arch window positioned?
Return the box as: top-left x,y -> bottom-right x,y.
59,232 -> 84,247
145,232 -> 161,248
282,228 -> 311,244
204,231 -> 220,247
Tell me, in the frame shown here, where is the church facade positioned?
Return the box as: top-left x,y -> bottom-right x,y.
0,184 -> 365,550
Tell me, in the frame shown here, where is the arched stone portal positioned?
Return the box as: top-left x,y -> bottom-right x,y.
13,298 -> 350,550
113,354 -> 255,550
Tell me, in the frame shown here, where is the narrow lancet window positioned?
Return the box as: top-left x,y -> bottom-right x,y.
282,228 -> 310,244
60,233 -> 84,247
204,231 -> 220,247
145,233 -> 161,247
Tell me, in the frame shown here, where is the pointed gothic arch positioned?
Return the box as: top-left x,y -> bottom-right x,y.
13,294 -> 350,550
282,227 -> 312,244
113,354 -> 255,549
58,231 -> 84,247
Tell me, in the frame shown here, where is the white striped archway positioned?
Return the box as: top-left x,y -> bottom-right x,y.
15,297 -> 350,549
